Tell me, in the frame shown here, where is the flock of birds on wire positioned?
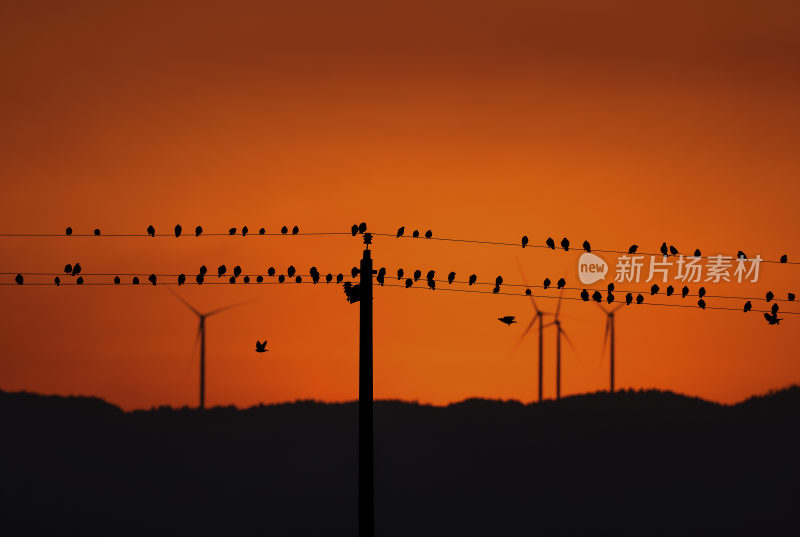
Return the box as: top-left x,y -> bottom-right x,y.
5,223 -> 795,325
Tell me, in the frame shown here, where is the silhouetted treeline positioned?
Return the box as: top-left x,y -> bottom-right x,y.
1,387 -> 799,536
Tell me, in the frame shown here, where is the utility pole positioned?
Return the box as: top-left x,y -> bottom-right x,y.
609,314 -> 615,393
200,316 -> 206,409
538,315 -> 543,402
359,233 -> 374,537
555,322 -> 561,400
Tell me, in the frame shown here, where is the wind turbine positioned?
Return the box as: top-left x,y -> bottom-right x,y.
542,291 -> 576,400
515,261 -> 553,402
598,303 -> 623,392
171,291 -> 248,409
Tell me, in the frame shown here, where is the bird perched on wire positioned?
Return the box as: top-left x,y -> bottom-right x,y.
592,290 -> 602,302
351,224 -> 359,236
427,279 -> 435,290
196,274 -> 204,285
64,263 -> 72,274
764,312 -> 782,325
607,282 -> 615,293
148,274 -> 157,286
426,270 -> 435,281
412,230 -> 420,238
546,237 -> 555,249
229,227 -> 237,235
65,227 -> 73,236
259,228 -> 266,235
771,303 -> 779,316
698,287 -> 706,298
660,242 -> 668,257
278,275 -> 286,283
351,267 -> 359,278
698,299 -> 706,309
413,270 -> 421,282
498,316 -> 516,326
199,265 -> 207,275
560,238 -> 569,251
242,226 -> 249,236
281,226 -> 288,234
233,266 -> 242,278
132,277 -> 140,285
71,263 -> 81,277
666,285 -> 674,296
636,294 -> 644,304
175,225 -> 182,238
737,251 -> 747,260
343,282 -> 361,303
682,286 -> 689,298
15,274 -> 23,285
693,249 -> 702,257
55,277 -> 61,286
557,278 -> 566,289
295,276 -> 302,283
358,223 -> 366,233
521,236 -> 528,248
243,276 -> 250,283
543,278 -> 551,289
469,274 -> 477,286
229,276 -> 236,284
492,285 -> 500,294
669,245 -> 679,256
448,272 -> 456,284
405,278 -> 413,288
583,240 -> 591,253
195,226 -> 203,237
743,301 -> 752,313
93,229 -> 101,236
147,225 -> 155,237
178,274 -> 186,286
780,255 -> 788,263
788,293 -> 796,302
580,289 -> 589,301
628,244 -> 638,254
397,268 -> 404,280
607,293 -> 615,304
626,293 -> 633,305
377,268 -> 386,286
77,276 -> 85,284
255,340 -> 268,353
336,274 -> 343,283
288,266 -> 296,278
766,291 -> 774,302
326,273 -> 332,284
525,289 -> 531,295
396,227 -> 405,237
311,267 -> 321,284
292,226 -> 299,235
217,265 -> 226,277
651,284 -> 659,295
424,230 -> 432,239
268,267 -> 276,277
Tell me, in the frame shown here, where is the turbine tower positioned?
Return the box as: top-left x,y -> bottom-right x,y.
516,260 -> 553,402
172,291 -> 246,409
543,291 -> 575,399
598,303 -> 623,392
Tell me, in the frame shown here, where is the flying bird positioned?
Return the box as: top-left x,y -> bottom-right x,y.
396,227 -> 405,237
93,229 -> 100,236
405,278 -> 413,288
336,274 -> 343,283
766,291 -> 774,302
195,226 -> 203,236
55,277 -> 61,286
255,340 -> 268,353
71,263 -> 81,276
557,278 -> 566,289
268,267 -> 276,277
468,274 -> 477,286
175,225 -> 182,237
15,274 -> 23,285
698,299 -> 706,309
682,286 -> 689,298
292,226 -> 299,235
358,222 -> 367,233
698,287 -> 706,298
669,245 -> 678,256
229,227 -> 237,235
651,284 -> 659,295
764,312 -> 781,325
413,270 -> 421,281
397,268 -> 404,280
592,291 -> 602,302
148,274 -> 157,285
178,274 -> 186,286
233,266 -> 242,278
412,230 -> 420,238
628,244 -> 638,254
660,242 -> 668,256
666,285 -> 674,296
147,225 -> 155,237
560,238 -> 569,251
521,236 -> 528,248
743,301 -> 752,312
65,227 -> 72,236
288,266 -> 296,277
583,240 -> 591,252
580,289 -> 589,301
448,272 -> 456,284
498,316 -> 517,326
424,230 -> 432,239
281,226 -> 288,235
242,226 -> 249,236
636,294 -> 644,304
217,265 -> 227,277
625,293 -> 633,305
543,278 -> 551,289
546,237 -> 555,249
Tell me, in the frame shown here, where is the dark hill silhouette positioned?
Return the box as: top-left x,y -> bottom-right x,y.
1,387 -> 799,536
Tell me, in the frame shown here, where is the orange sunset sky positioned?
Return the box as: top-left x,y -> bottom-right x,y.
1,1 -> 799,410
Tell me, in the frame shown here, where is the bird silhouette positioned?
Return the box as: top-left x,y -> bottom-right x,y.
243,275 -> 251,283
698,299 -> 706,309
217,265 -> 226,277
288,266 -> 296,277
397,269 -> 404,280
561,238 -> 569,251
743,301 -> 752,312
257,275 -> 264,283
55,276 -> 61,286
15,274 -> 23,285
525,289 -> 531,295
132,277 -> 140,285
405,278 -> 413,288
255,340 -> 268,353
351,224 -> 359,236
557,278 -> 566,289
543,278 -> 551,289
281,226 -> 288,234
311,268 -> 321,284
229,227 -> 237,235
377,268 -> 385,286
788,293 -> 796,302
268,267 -> 276,277
336,274 -> 343,283
592,290 -> 602,302
737,251 -> 747,260
413,270 -> 421,282
147,225 -> 155,237
76,276 -> 84,284
626,293 -> 633,305
628,244 -> 638,254
71,263 -> 81,277
669,245 -> 678,256
259,228 -> 265,235
636,294 -> 644,304
682,286 -> 690,298
343,282 -> 360,303
351,267 -> 359,278
651,284 -> 659,295
666,285 -> 674,296
468,274 -> 477,286
65,227 -> 72,236
178,274 -> 186,286
764,312 -> 782,325
93,229 -> 100,236
427,270 -> 435,281
693,249 -> 702,257
397,227 -> 405,237
698,287 -> 706,298
583,240 -> 591,252
195,226 -> 203,236
498,316 -> 516,326
771,303 -> 779,315
546,237 -> 555,249
412,230 -> 420,238
242,226 -> 248,236
607,293 -> 615,304
780,254 -> 788,263
495,275 -> 503,287
199,265 -> 207,275
295,276 -> 302,283
292,226 -> 299,235
448,272 -> 456,284
175,225 -> 182,237
424,230 -> 432,239
64,264 -> 72,274
148,274 -> 157,285
358,223 -> 367,233
766,291 -> 774,302
492,286 -> 500,294
427,279 -> 435,290
326,273 -> 332,284
521,236 -> 528,248
229,276 -> 236,284
233,266 -> 242,278
580,289 -> 589,301
607,282 -> 615,293
196,274 -> 204,285
660,242 -> 668,256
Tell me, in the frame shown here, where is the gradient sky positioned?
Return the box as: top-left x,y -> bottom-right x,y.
1,1 -> 799,410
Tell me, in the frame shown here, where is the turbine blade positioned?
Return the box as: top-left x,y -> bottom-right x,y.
187,323 -> 202,374
511,314 -> 539,352
601,317 -> 610,358
206,299 -> 255,317
611,304 -> 624,314
555,289 -> 564,320
516,258 -> 540,314
595,302 -> 609,315
561,327 -> 577,354
169,288 -> 201,316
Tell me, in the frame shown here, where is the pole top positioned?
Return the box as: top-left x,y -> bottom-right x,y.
363,232 -> 372,245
